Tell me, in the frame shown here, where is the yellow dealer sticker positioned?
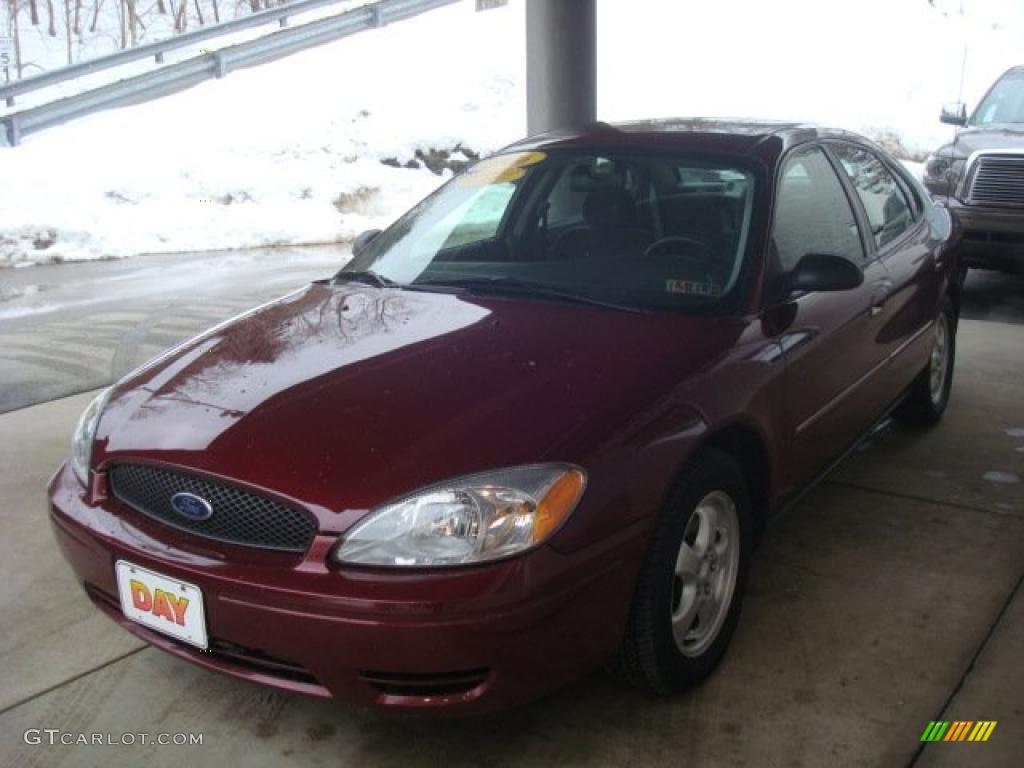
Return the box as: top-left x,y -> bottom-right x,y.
456,151 -> 547,187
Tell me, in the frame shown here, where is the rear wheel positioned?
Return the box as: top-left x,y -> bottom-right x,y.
609,449 -> 752,693
894,297 -> 957,426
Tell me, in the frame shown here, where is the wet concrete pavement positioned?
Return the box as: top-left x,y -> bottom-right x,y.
0,246 -> 347,413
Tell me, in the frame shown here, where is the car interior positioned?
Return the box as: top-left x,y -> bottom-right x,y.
409,153 -> 756,309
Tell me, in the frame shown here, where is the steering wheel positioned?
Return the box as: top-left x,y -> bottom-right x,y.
644,235 -> 729,293
643,235 -> 715,262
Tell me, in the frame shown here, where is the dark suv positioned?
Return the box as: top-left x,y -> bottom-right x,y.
923,66 -> 1024,273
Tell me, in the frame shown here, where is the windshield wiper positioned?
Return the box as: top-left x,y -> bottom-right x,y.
414,276 -> 646,314
333,270 -> 400,288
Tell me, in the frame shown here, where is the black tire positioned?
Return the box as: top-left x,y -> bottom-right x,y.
608,449 -> 753,694
893,296 -> 957,427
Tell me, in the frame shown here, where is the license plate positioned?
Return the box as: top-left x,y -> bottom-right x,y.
115,561 -> 208,649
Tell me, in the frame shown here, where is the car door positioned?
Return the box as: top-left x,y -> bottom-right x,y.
827,143 -> 939,402
764,145 -> 893,494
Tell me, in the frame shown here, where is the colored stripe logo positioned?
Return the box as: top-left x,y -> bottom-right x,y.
921,721 -> 997,742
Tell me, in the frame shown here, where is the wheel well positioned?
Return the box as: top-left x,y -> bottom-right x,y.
947,271 -> 962,319
703,425 -> 772,543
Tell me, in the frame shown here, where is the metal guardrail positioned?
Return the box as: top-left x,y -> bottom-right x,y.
0,0 -> 351,106
1,0 -> 459,146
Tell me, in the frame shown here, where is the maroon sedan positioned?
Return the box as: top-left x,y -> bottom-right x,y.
50,120 -> 961,713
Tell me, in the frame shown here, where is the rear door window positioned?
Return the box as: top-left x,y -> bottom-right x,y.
831,144 -> 914,250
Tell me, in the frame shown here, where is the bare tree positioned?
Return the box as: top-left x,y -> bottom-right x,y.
89,0 -> 105,32
210,0 -> 218,23
126,0 -> 138,44
45,0 -> 56,35
7,0 -> 25,79
28,0 -> 39,26
73,0 -> 81,35
63,0 -> 72,63
193,0 -> 203,25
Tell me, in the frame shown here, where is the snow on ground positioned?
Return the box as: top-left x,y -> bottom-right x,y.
1,1 -> 522,266
1,0 -> 1021,267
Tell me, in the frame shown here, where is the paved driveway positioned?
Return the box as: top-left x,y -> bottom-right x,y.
0,247 -> 346,413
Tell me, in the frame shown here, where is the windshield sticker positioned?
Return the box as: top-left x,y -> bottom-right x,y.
456,151 -> 547,187
665,279 -> 721,297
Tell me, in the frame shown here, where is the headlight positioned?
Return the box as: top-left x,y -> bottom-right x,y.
924,153 -> 966,191
331,465 -> 586,568
71,388 -> 111,486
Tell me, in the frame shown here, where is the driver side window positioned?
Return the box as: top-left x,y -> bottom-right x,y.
772,147 -> 865,281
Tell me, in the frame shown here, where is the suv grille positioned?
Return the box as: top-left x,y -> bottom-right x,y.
108,464 -> 316,553
966,153 -> 1024,207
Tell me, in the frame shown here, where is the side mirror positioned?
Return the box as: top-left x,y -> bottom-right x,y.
352,229 -> 382,258
788,253 -> 864,294
940,102 -> 967,126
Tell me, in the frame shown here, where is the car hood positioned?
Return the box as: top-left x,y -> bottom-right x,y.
95,282 -> 735,526
939,125 -> 1024,159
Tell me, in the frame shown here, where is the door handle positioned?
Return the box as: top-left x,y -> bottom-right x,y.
870,281 -> 892,316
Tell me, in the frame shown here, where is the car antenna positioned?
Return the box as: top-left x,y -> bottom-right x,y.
949,0 -> 969,207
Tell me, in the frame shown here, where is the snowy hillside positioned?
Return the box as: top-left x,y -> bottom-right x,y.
1,0 -> 1021,267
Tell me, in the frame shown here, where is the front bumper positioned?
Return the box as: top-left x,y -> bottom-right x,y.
48,462 -> 644,713
943,199 -> 1024,271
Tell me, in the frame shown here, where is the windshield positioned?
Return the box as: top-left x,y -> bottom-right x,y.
340,150 -> 757,312
971,71 -> 1024,126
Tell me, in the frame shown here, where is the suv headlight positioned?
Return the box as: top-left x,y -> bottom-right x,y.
71,388 -> 111,486
924,153 -> 966,190
331,465 -> 586,568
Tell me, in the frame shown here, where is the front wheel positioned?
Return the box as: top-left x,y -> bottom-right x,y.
609,449 -> 753,693
893,297 -> 957,426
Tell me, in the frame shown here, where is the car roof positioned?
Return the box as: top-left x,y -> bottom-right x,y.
502,118 -> 876,163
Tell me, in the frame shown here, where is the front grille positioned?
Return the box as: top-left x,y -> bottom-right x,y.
108,464 -> 316,553
966,153 -> 1024,207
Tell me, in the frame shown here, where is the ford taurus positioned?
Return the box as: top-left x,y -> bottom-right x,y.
49,119 -> 961,713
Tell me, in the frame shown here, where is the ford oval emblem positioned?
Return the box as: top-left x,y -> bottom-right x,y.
170,492 -> 213,521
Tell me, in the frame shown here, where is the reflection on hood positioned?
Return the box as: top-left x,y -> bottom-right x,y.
112,286 -> 490,451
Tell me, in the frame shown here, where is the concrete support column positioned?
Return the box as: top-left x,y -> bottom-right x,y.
525,0 -> 596,136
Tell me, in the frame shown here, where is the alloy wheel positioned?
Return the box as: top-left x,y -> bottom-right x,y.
670,490 -> 741,658
929,314 -> 950,406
